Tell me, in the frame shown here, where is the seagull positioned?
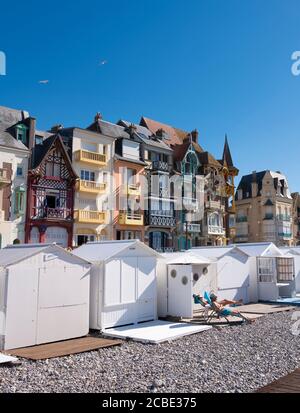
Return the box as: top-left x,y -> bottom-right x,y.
98,60 -> 108,66
38,80 -> 49,84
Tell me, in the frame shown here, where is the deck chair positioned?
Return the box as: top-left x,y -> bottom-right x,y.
192,292 -> 216,323
209,299 -> 249,324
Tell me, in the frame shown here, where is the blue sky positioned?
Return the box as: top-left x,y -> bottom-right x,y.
0,0 -> 300,191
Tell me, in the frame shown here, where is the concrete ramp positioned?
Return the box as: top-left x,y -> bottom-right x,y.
103,320 -> 212,344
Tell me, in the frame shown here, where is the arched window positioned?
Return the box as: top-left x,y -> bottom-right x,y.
185,152 -> 198,175
209,212 -> 220,227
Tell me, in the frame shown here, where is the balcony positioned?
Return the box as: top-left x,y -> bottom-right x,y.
74,210 -> 106,224
0,168 -> 10,188
126,184 -> 141,196
74,150 -> 107,166
119,212 -> 143,226
34,207 -> 72,220
146,210 -> 176,227
78,180 -> 106,194
182,223 -> 201,233
278,232 -> 292,239
151,160 -> 170,172
205,200 -> 225,212
277,214 -> 291,222
208,225 -> 226,235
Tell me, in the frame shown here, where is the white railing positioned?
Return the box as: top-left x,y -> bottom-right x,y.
208,225 -> 225,235
183,223 -> 201,233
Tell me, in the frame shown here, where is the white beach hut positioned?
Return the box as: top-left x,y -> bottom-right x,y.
191,246 -> 254,303
73,240 -> 162,330
192,242 -> 294,303
237,243 -> 295,301
0,243 -> 91,351
280,247 -> 300,293
156,252 -> 216,318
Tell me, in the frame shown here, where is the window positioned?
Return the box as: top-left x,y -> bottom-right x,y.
35,135 -> 43,145
257,258 -> 275,282
16,166 -> 23,177
182,276 -> 188,285
185,152 -> 197,175
277,258 -> 294,282
127,168 -> 136,184
193,273 -> 199,282
82,142 -> 97,152
80,170 -> 95,181
16,125 -> 27,144
14,188 -> 25,214
45,160 -> 60,177
171,269 -> 177,278
208,213 -> 220,227
123,140 -> 140,160
77,234 -> 95,246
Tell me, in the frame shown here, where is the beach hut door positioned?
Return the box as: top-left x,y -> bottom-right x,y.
167,265 -> 193,318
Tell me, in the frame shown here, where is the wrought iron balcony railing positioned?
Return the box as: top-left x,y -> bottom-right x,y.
151,160 -> 170,172
145,211 -> 176,227
34,207 -> 72,220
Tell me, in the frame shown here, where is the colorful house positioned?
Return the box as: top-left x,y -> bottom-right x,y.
0,106 -> 30,247
25,134 -> 77,247
59,114 -> 116,246
113,123 -> 146,241
118,120 -> 175,252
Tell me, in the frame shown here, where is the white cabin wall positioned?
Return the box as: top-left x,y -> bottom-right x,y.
192,263 -> 217,296
156,258 -> 168,317
0,268 -> 7,348
89,263 -> 101,330
258,282 -> 279,301
295,256 -> 300,293
248,257 -> 259,302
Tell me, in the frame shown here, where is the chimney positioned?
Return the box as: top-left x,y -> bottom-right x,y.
50,124 -> 63,133
22,116 -> 36,151
126,123 -> 137,138
191,129 -> 198,143
28,117 -> 36,151
251,171 -> 258,197
94,112 -> 102,123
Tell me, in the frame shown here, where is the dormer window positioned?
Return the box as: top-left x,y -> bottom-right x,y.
16,124 -> 28,145
35,135 -> 43,145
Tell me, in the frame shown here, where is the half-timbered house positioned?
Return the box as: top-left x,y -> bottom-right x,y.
25,134 -> 77,247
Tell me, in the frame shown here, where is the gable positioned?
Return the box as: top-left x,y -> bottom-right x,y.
31,135 -> 77,180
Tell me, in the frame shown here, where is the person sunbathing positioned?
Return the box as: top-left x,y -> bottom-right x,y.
194,293 -> 255,324
209,293 -> 255,324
